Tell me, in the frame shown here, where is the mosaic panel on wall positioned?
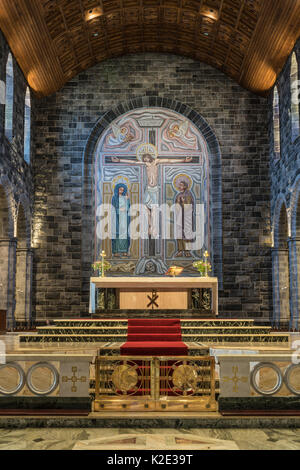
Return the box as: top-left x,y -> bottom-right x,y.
94,108 -> 210,276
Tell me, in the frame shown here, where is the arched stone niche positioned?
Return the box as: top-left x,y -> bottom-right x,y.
82,97 -> 222,302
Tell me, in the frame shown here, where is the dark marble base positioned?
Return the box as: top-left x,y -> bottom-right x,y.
219,397 -> 300,411
1,414 -> 300,429
0,397 -> 91,410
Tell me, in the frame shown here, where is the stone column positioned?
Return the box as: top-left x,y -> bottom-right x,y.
272,248 -> 280,329
0,238 -> 17,329
288,237 -> 300,330
15,248 -> 33,326
278,247 -> 290,327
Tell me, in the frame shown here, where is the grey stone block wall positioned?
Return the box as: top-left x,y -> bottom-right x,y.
0,30 -> 34,327
33,53 -> 272,320
270,38 -> 300,215
270,37 -> 300,329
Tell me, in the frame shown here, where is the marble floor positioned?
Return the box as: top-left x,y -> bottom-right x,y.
0,427 -> 300,450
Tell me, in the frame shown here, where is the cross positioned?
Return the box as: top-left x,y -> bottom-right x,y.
222,366 -> 248,393
62,366 -> 87,393
147,289 -> 159,309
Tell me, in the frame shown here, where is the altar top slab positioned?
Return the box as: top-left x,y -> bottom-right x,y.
90,277 -> 218,289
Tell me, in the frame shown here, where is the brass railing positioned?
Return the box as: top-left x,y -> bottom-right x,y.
94,355 -> 217,412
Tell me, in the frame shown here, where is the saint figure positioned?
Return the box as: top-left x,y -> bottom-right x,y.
111,183 -> 130,257
175,180 -> 195,257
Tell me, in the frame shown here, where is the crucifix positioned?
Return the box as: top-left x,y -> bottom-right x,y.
111,145 -> 192,256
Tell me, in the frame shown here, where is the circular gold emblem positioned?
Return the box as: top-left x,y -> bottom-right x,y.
172,364 -> 198,392
111,363 -> 139,394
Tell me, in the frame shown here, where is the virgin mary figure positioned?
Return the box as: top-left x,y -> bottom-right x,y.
111,183 -> 131,257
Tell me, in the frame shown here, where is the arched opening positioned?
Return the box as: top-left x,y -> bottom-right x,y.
24,87 -> 31,163
94,108 -> 210,269
273,86 -> 280,159
5,53 -> 14,141
82,98 -> 222,315
291,53 -> 299,142
278,205 -> 290,326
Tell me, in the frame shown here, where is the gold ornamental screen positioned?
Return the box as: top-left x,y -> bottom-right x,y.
94,355 -> 217,412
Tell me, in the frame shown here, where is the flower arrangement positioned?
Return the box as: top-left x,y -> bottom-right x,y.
92,260 -> 111,275
193,251 -> 212,276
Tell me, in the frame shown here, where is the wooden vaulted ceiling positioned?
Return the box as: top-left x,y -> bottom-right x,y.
0,0 -> 300,97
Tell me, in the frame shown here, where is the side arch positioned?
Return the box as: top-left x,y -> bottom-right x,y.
272,196 -> 291,328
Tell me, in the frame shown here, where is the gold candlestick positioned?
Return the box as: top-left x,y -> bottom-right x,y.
204,250 -> 209,277
101,250 -> 106,278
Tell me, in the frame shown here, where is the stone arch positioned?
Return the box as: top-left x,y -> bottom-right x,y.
289,176 -> 300,329
82,96 -> 222,308
272,196 -> 291,328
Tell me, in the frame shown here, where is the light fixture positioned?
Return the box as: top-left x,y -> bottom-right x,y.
85,7 -> 103,22
200,5 -> 219,22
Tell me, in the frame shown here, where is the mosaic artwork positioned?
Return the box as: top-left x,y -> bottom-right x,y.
94,108 -> 209,275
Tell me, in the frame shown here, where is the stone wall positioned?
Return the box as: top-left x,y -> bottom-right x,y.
33,53 -> 272,320
270,38 -> 300,215
0,30 -> 34,327
270,37 -> 300,328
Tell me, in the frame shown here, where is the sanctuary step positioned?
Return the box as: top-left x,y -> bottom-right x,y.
121,319 -> 188,355
94,309 -> 215,318
19,317 -> 290,344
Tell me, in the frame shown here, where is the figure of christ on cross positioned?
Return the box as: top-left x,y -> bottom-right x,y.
111,153 -> 192,247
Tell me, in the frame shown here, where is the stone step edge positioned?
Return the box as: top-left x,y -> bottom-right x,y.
52,319 -> 255,323
19,333 -> 290,339
36,326 -> 272,330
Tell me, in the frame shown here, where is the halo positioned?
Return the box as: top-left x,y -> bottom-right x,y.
173,173 -> 193,191
111,175 -> 131,191
136,143 -> 158,162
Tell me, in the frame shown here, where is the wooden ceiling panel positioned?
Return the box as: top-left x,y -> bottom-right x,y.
0,0 -> 299,96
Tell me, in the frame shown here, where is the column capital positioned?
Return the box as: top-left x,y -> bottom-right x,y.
0,237 -> 17,245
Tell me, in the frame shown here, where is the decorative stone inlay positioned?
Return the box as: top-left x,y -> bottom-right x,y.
60,362 -> 90,397
220,361 -> 250,397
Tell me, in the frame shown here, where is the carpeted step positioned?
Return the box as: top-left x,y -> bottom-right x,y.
127,333 -> 182,342
128,325 -> 181,334
127,319 -> 181,327
121,341 -> 188,356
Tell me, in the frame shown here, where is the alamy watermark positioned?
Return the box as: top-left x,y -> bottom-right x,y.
0,340 -> 5,365
96,202 -> 205,250
291,339 -> 300,365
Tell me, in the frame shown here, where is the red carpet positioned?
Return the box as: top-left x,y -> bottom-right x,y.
121,319 -> 188,356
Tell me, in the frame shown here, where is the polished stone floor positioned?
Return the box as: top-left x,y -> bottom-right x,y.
0,427 -> 300,450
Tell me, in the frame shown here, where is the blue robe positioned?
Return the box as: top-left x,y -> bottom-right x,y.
111,184 -> 131,254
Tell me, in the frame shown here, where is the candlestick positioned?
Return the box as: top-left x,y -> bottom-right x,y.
204,250 -> 209,277
101,250 -> 106,278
